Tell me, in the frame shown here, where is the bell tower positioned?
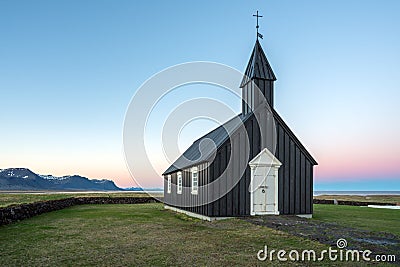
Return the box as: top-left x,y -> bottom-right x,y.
240,11 -> 276,115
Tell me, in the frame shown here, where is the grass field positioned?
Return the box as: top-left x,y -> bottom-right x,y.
0,192 -> 157,207
0,203 -> 343,266
313,204 -> 400,237
0,196 -> 398,266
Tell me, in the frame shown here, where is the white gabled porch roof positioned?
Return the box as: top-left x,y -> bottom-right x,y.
249,148 -> 282,167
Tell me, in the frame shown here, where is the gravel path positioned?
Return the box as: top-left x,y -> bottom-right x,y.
243,215 -> 399,265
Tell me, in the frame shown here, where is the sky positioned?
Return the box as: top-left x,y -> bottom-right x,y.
0,0 -> 399,190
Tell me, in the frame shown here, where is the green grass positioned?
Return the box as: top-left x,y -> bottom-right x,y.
313,204 -> 400,237
0,203 -> 343,267
0,203 -> 396,266
0,192 -> 157,207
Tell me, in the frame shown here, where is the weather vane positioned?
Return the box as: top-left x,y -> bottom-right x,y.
253,10 -> 263,39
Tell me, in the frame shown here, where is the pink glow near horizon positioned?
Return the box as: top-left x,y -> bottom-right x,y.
2,147 -> 399,189
313,149 -> 400,182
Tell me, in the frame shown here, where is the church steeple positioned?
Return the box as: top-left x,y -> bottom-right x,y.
240,39 -> 276,86
240,39 -> 276,114
241,11 -> 276,115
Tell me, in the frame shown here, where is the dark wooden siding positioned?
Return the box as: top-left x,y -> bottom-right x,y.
164,110 -> 314,217
202,114 -> 260,217
275,122 -> 314,215
163,162 -> 209,215
254,79 -> 274,108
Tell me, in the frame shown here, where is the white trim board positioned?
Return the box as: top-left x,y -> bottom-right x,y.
164,205 -> 232,221
165,205 -> 312,219
296,214 -> 312,219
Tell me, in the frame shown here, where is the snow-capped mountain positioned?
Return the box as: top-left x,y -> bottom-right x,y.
0,168 -> 122,191
1,168 -> 37,179
40,174 -> 71,181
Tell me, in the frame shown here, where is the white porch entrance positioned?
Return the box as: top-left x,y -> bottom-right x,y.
249,148 -> 282,215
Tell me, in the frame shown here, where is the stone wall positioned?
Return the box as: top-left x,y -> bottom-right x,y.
313,198 -> 394,206
0,197 -> 160,226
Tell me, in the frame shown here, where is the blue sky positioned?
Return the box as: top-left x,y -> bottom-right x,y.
0,0 -> 399,190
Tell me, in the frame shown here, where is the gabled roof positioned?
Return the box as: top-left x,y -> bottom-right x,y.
272,109 -> 318,165
162,107 -> 318,175
162,112 -> 253,175
240,39 -> 277,87
249,148 -> 282,167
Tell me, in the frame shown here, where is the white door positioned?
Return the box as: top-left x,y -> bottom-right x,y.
253,167 -> 276,213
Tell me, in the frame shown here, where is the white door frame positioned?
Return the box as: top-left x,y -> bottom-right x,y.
249,148 -> 282,216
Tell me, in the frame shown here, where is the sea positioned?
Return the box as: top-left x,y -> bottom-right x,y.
314,191 -> 400,196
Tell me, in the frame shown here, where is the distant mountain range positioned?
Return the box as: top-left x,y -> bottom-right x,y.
0,168 -> 122,191
124,187 -> 163,192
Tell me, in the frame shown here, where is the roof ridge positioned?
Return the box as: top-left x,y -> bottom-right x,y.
190,114 -> 242,145
271,108 -> 318,165
162,112 -> 254,175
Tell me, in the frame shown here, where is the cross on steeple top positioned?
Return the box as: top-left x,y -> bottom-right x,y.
253,10 -> 263,39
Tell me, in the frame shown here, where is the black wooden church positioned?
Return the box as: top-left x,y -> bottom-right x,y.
163,16 -> 317,220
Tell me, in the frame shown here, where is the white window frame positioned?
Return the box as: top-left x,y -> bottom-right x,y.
177,172 -> 182,194
167,175 -> 171,194
191,167 -> 198,195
